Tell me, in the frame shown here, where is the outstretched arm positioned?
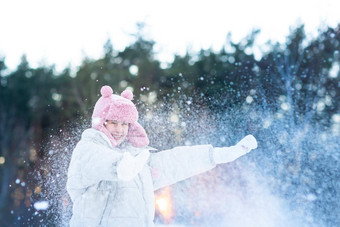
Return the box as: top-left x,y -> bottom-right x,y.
150,135 -> 258,191
149,144 -> 216,191
213,135 -> 258,164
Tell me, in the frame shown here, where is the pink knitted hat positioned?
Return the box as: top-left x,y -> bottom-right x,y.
91,85 -> 149,148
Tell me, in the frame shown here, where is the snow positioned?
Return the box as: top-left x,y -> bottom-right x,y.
33,201 -> 49,211
155,225 -> 186,227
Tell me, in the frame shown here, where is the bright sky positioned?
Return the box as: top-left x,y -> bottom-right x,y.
1,0 -> 340,72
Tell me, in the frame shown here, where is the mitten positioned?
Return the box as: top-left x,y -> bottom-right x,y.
117,150 -> 150,181
213,135 -> 257,164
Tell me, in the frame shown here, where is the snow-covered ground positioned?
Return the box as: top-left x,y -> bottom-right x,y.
155,225 -> 186,227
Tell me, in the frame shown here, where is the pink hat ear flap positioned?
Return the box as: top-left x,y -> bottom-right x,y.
127,122 -> 149,148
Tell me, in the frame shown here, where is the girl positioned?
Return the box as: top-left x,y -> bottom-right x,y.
66,85 -> 257,227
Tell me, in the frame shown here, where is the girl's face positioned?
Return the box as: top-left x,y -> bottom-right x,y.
105,120 -> 129,146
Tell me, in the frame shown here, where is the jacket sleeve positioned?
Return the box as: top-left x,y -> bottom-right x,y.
68,140 -> 122,189
149,144 -> 216,191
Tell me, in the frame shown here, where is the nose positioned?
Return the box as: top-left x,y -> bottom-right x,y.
114,123 -> 124,132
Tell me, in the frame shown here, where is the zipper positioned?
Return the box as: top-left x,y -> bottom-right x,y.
98,185 -> 110,226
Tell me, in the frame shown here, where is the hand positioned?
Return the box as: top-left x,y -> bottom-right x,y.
117,150 -> 150,181
134,150 -> 150,171
235,134 -> 258,153
213,135 -> 257,164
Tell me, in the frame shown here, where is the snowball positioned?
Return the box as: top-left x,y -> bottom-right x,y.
92,117 -> 101,126
34,201 -> 49,211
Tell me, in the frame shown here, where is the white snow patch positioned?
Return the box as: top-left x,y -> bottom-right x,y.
34,201 -> 49,211
92,117 -> 101,125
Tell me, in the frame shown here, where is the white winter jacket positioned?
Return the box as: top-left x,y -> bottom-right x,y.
66,128 -> 216,227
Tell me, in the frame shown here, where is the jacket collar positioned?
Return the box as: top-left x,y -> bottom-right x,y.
81,128 -> 114,149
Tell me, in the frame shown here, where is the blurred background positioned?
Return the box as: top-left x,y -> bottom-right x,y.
1,1 -> 340,226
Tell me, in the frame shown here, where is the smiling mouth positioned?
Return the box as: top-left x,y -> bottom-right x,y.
112,134 -> 124,139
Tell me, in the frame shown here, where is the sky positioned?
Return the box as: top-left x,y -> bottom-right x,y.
1,0 -> 340,72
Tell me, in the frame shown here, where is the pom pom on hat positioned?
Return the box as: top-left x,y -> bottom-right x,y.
121,90 -> 133,100
101,85 -> 113,97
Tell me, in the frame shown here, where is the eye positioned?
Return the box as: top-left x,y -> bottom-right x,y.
106,120 -> 118,125
122,122 -> 128,126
